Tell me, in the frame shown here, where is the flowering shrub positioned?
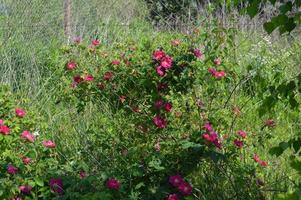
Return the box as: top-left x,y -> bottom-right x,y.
45,28 -> 285,199
2,27 -> 299,199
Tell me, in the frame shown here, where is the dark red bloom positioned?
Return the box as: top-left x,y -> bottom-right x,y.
169,175 -> 184,187
153,115 -> 167,129
49,178 -> 63,194
193,48 -> 203,58
106,178 -> 120,190
178,182 -> 193,196
66,61 -> 77,70
160,56 -> 173,69
19,185 -> 32,195
153,50 -> 166,61
164,102 -> 172,112
156,66 -> 166,77
91,39 -> 100,46
7,164 -> 18,175
111,60 -> 121,65
154,99 -> 164,109
233,139 -> 244,148
103,71 -> 114,81
168,193 -> 179,200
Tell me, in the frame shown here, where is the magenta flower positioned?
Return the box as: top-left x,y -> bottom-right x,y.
193,48 -> 203,58
22,157 -> 32,165
103,71 -> 114,81
253,154 -> 260,162
213,71 -> 226,78
152,50 -> 166,61
237,130 -> 247,138
49,178 -> 63,194
178,182 -> 193,196
203,122 -> 213,132
208,68 -> 217,75
154,99 -> 164,109
71,75 -> 84,88
111,60 -> 121,65
7,164 -> 18,175
0,119 -> 3,125
202,131 -> 222,149
0,125 -> 10,135
156,66 -> 166,77
91,39 -> 100,46
15,108 -> 26,118
106,178 -> 120,190
233,139 -> 244,148
164,102 -> 172,112
214,58 -> 221,65
66,61 -> 77,70
169,175 -> 184,187
79,171 -> 87,179
21,131 -> 35,142
19,185 -> 32,195
168,194 -> 179,200
84,74 -> 94,82
160,56 -> 173,69
43,140 -> 56,148
258,160 -> 268,167
253,154 -> 268,167
153,115 -> 167,129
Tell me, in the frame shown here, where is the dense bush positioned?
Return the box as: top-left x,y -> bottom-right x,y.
1,24 -> 300,199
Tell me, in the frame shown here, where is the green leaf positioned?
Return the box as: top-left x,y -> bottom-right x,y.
34,177 -> 44,187
269,146 -> 285,157
264,22 -> 276,34
292,138 -> 301,153
279,2 -> 293,14
247,5 -> 259,18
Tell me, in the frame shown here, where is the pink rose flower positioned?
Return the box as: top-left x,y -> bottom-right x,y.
233,139 -> 244,148
84,74 -> 94,82
22,157 -> 32,165
168,194 -> 179,200
7,164 -> 18,175
49,178 -> 63,194
79,171 -> 87,179
21,131 -> 35,142
193,48 -> 203,58
152,50 -> 166,61
213,71 -> 226,78
15,108 -> 26,118
106,178 -> 120,190
71,75 -> 83,88
111,60 -> 121,65
0,125 -> 10,135
214,58 -> 221,65
237,130 -> 247,138
169,175 -> 184,187
153,115 -> 167,129
0,119 -> 3,125
66,61 -> 77,70
178,182 -> 193,196
19,185 -> 32,195
43,140 -> 56,148
253,154 -> 268,167
103,71 -> 114,81
156,66 -> 166,77
164,102 -> 172,112
91,39 -> 100,46
160,56 -> 173,69
154,99 -> 164,109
